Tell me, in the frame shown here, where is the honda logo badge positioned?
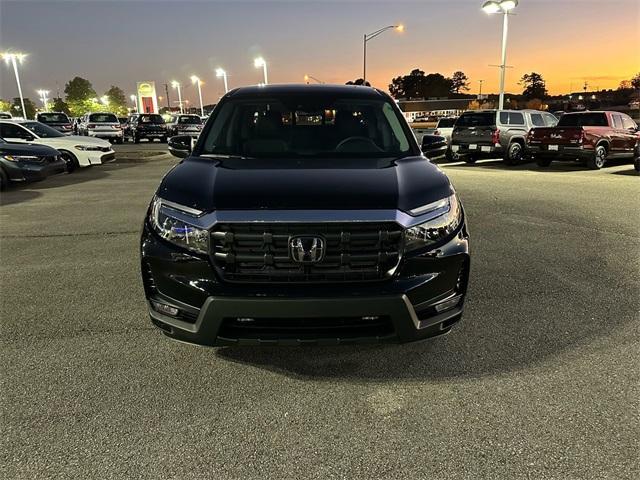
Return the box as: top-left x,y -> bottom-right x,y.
289,236 -> 325,263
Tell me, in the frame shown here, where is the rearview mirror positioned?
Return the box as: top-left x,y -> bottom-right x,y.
168,134 -> 192,158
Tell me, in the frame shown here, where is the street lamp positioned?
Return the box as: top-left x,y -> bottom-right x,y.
304,74 -> 323,84
171,80 -> 183,114
1,52 -> 28,119
482,0 -> 519,110
363,25 -> 404,83
190,75 -> 205,116
254,57 -> 268,85
37,89 -> 50,111
130,94 -> 138,112
216,68 -> 229,93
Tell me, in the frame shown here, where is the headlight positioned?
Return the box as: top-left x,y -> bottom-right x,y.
74,145 -> 103,151
404,194 -> 462,252
2,155 -> 39,162
148,197 -> 209,254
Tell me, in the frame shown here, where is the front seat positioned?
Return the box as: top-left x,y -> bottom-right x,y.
243,110 -> 288,156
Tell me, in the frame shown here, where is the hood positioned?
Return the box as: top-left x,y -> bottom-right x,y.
158,156 -> 453,214
0,141 -> 60,156
47,135 -> 111,147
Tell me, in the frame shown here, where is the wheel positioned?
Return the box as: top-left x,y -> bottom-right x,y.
587,144 -> 607,170
60,151 -> 80,173
536,157 -> 552,167
0,167 -> 8,191
464,155 -> 477,164
504,142 -> 524,165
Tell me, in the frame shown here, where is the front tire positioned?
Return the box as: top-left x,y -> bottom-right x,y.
587,144 -> 607,170
0,167 -> 8,191
60,151 -> 80,173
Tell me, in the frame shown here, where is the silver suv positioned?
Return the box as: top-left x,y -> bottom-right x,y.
451,109 -> 557,165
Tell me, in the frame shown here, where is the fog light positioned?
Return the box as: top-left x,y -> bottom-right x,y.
151,300 -> 179,317
434,296 -> 461,313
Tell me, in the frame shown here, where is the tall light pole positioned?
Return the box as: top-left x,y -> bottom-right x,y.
171,80 -> 183,114
1,52 -> 28,119
190,75 -> 205,116
482,0 -> 518,110
216,68 -> 229,93
37,89 -> 50,111
363,24 -> 403,84
478,80 -> 484,99
254,57 -> 268,85
130,94 -> 138,112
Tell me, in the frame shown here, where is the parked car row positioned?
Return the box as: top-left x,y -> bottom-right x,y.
419,109 -> 640,170
0,119 -> 116,189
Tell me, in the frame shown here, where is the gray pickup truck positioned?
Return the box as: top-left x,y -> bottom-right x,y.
451,109 -> 558,165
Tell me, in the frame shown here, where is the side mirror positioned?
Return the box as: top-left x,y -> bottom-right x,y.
168,134 -> 192,158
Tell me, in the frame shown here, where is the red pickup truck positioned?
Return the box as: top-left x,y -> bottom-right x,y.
527,111 -> 639,169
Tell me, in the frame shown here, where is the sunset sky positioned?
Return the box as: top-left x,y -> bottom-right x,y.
1,0 -> 638,106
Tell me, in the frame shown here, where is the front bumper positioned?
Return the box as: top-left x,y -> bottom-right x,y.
141,219 -> 470,346
1,157 -> 67,182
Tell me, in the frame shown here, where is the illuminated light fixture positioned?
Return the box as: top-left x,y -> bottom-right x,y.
190,75 -> 204,116
481,0 -> 519,110
171,80 -> 184,114
254,57 -> 268,84
363,24 -> 405,83
129,94 -> 138,112
37,89 -> 50,111
215,68 -> 229,93
1,52 -> 28,119
100,95 -> 109,105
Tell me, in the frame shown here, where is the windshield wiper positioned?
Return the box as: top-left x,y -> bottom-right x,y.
200,153 -> 256,160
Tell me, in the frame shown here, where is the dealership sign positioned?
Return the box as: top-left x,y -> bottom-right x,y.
136,81 -> 159,113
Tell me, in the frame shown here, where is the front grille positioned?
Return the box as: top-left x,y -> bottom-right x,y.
218,315 -> 394,340
211,222 -> 403,283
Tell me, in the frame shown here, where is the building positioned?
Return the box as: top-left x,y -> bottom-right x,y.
398,98 -> 472,121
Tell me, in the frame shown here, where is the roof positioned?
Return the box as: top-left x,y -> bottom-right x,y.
227,83 -> 387,99
398,98 -> 472,112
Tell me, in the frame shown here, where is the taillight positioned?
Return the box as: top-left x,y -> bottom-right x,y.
87,124 -> 96,128
433,130 -> 440,135
491,129 -> 500,145
113,125 -> 121,129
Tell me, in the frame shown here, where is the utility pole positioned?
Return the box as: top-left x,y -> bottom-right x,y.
164,83 -> 171,109
478,80 -> 484,99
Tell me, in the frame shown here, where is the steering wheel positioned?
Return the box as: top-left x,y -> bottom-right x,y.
335,136 -> 383,153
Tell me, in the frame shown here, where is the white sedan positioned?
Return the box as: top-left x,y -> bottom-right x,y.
0,120 -> 115,171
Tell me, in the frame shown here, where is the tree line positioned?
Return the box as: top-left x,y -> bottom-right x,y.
0,76 -> 129,118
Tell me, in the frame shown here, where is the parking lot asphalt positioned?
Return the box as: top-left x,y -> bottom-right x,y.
1,149 -> 638,479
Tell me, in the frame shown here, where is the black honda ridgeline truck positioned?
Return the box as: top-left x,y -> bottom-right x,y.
141,85 -> 470,346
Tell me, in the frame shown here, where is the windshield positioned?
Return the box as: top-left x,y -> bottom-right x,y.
22,121 -> 64,138
178,116 -> 201,124
437,118 -> 457,128
456,112 -> 495,127
200,96 -> 412,159
38,113 -> 70,123
89,113 -> 118,123
557,113 -> 608,127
